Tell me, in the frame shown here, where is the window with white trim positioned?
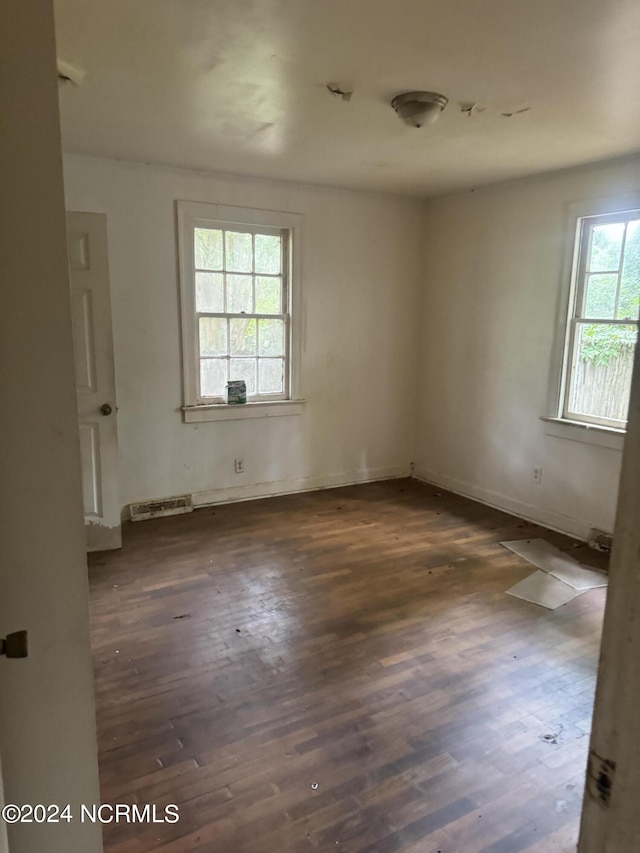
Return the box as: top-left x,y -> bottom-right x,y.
178,202 -> 301,411
561,209 -> 640,429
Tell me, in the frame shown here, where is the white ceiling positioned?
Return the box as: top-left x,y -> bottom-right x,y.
54,0 -> 640,197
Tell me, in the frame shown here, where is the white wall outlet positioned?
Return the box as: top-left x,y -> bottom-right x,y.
234,458 -> 244,474
533,466 -> 543,485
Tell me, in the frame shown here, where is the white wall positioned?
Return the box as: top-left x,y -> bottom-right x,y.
63,156 -> 422,509
415,156 -> 640,539
0,2 -> 102,851
63,150 -> 638,537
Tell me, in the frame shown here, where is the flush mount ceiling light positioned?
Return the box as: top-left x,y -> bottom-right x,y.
391,91 -> 448,128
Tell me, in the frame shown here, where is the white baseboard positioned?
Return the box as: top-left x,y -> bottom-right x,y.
413,469 -> 593,541
191,465 -> 411,508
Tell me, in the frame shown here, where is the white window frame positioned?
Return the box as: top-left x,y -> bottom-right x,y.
545,192 -> 640,442
177,201 -> 303,423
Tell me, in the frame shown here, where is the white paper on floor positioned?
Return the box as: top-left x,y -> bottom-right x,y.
500,538 -> 608,590
506,570 -> 585,610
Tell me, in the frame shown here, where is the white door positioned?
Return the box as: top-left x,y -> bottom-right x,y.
67,212 -> 121,551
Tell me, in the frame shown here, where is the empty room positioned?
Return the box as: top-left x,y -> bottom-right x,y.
2,1 -> 640,852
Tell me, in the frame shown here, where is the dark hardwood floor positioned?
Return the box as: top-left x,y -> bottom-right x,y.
88,479 -> 608,852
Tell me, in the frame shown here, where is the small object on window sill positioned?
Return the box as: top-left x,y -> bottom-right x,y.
226,380 -> 246,405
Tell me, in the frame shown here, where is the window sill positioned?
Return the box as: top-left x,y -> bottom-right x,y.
541,417 -> 625,451
183,399 -> 305,423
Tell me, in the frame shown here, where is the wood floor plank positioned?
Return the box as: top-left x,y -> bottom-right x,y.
89,479 -> 607,851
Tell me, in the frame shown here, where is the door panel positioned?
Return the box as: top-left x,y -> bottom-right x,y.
67,212 -> 121,551
71,289 -> 97,391
78,424 -> 102,517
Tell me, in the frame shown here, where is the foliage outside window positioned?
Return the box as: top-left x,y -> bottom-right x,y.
563,210 -> 640,428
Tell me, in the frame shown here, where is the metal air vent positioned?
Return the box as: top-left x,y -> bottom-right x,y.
587,529 -> 613,554
129,495 -> 193,522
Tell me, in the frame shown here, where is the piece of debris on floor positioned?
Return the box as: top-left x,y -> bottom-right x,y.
506,570 -> 584,610
502,537 -> 608,609
501,538 -> 608,590
173,614 -> 190,620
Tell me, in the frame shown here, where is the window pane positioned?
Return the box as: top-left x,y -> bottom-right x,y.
568,323 -> 637,422
226,274 -> 253,313
225,231 -> 253,272
199,317 -> 227,356
200,358 -> 227,397
258,318 -> 285,356
195,272 -> 224,312
619,220 -> 640,320
229,358 -> 256,395
195,228 -> 223,270
588,222 -> 624,272
255,277 -> 282,314
583,274 -> 617,319
254,233 -> 282,274
259,358 -> 284,394
230,318 -> 256,356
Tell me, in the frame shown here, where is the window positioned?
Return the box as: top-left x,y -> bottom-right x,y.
177,202 -> 302,420
561,208 -> 640,430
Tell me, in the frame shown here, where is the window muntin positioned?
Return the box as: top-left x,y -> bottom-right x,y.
563,211 -> 640,428
191,221 -> 290,403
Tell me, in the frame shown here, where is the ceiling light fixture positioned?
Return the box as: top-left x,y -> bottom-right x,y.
391,91 -> 448,128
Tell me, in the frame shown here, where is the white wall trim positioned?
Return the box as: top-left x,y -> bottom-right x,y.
191,465 -> 410,508
414,469 -> 597,540
542,416 -> 625,451
183,399 -> 305,423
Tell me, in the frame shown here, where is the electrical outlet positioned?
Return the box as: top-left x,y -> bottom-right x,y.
533,466 -> 543,485
234,458 -> 244,474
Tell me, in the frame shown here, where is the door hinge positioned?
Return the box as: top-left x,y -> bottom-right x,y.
0,630 -> 28,658
587,750 -> 616,806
